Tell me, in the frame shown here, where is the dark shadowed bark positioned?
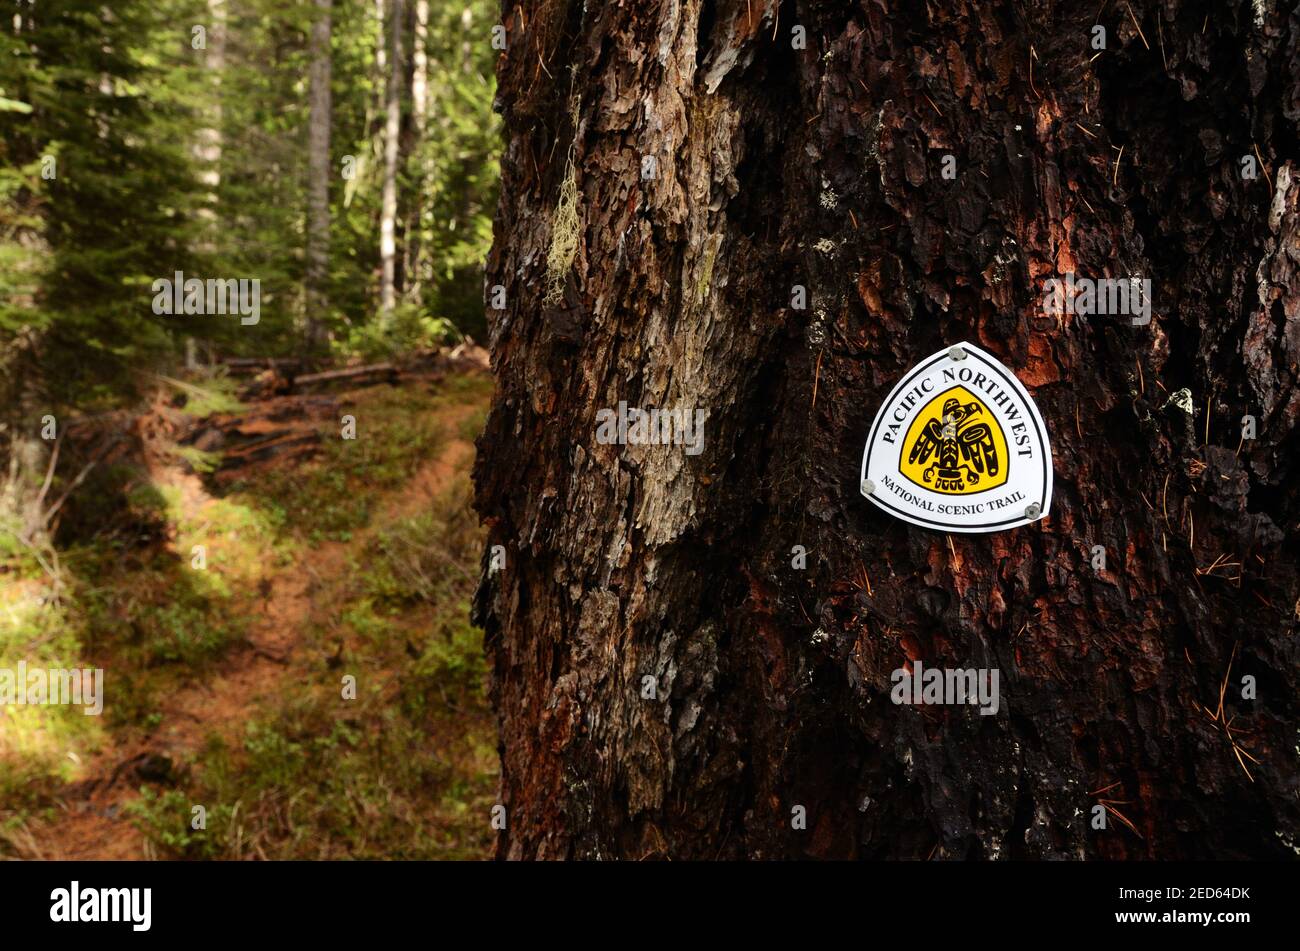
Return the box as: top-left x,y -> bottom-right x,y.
474,0 -> 1300,860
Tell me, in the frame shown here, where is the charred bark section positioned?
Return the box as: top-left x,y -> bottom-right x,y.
475,0 -> 1300,859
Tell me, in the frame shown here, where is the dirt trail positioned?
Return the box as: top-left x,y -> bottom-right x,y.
29,391 -> 479,860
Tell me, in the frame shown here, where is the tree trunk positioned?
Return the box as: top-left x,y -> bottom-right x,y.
378,0 -> 404,324
405,0 -> 429,304
474,0 -> 1300,860
305,0 -> 333,353
1,328 -> 51,550
194,0 -> 227,249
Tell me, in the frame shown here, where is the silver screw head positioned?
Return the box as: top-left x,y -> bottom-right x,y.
1025,502 -> 1042,520
861,478 -> 875,497
947,345 -> 967,361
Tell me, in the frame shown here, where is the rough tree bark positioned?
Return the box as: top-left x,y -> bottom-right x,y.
474,0 -> 1300,860
305,0 -> 332,352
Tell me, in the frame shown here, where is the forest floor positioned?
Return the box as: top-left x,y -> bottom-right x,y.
0,365 -> 497,859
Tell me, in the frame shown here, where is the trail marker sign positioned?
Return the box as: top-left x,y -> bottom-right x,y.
859,343 -> 1053,533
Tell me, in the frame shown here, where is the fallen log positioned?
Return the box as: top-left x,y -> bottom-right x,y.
220,357 -> 302,369
293,362 -> 397,388
218,431 -> 321,468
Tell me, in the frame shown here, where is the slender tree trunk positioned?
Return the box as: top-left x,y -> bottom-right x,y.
474,0 -> 1300,860
185,0 -> 226,365
405,0 -> 428,303
305,0 -> 333,352
412,0 -> 427,141
194,0 -> 226,246
378,0 -> 404,324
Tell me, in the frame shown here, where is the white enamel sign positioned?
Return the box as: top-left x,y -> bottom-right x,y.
859,343 -> 1053,533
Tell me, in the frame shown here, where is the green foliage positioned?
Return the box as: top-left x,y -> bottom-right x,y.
1,370 -> 497,859
203,0 -> 500,354
0,0 -> 500,404
128,788 -> 235,859
344,303 -> 459,361
73,544 -> 247,671
0,0 -> 502,859
171,445 -> 223,475
228,383 -> 448,540
109,375 -> 497,860
0,0 -> 208,407
0,582 -> 108,793
409,611 -> 487,705
403,0 -> 501,341
165,371 -> 246,417
364,484 -> 479,610
142,687 -> 496,859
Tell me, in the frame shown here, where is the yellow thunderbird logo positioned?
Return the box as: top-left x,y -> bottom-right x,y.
899,386 -> 1009,495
